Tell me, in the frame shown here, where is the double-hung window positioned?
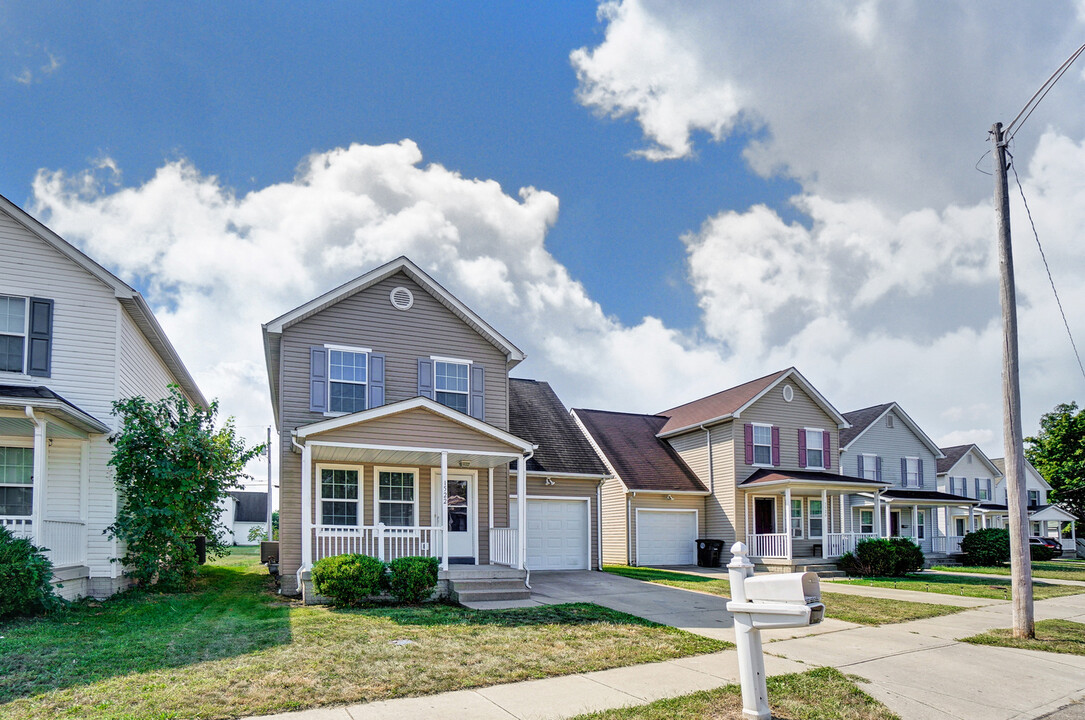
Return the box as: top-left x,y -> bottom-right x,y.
904,457 -> 920,487
1028,490 -> 1040,506
0,296 -> 27,374
377,469 -> 416,527
917,510 -> 926,539
791,498 -> 804,538
808,499 -> 823,538
805,429 -> 825,469
860,454 -> 878,481
859,509 -> 874,534
752,424 -> 772,465
434,359 -> 469,414
0,446 -> 33,516
319,466 -> 360,526
977,479 -> 989,501
328,347 -> 367,413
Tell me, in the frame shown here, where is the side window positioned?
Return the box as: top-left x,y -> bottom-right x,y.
977,478 -> 989,501
790,498 -> 803,538
917,510 -> 925,539
319,466 -> 360,526
903,458 -> 920,487
1028,490 -> 1040,506
0,296 -> 27,373
808,499 -> 823,538
0,446 -> 33,515
752,424 -> 772,465
434,360 -> 469,414
859,509 -> 874,534
329,348 -> 368,413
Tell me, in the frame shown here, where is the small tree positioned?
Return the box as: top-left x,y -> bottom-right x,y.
108,387 -> 264,590
1026,402 -> 1085,523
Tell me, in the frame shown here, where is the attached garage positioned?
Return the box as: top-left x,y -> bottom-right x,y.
511,497 -> 591,570
636,509 -> 698,566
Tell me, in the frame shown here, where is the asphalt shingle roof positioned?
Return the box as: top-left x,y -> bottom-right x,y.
937,444 -> 974,474
229,491 -> 269,523
738,469 -> 883,486
509,379 -> 608,476
881,489 -> 978,503
573,409 -> 707,493
654,369 -> 790,436
840,403 -> 894,447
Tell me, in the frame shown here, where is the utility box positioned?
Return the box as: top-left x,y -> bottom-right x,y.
260,541 -> 280,564
697,539 -> 724,567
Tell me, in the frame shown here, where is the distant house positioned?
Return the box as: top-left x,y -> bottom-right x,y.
990,457 -> 1077,555
218,491 -> 270,545
935,444 -> 1004,540
0,193 -> 206,599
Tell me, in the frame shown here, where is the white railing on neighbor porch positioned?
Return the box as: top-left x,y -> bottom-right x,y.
746,533 -> 790,559
932,536 -> 966,555
315,524 -> 444,563
825,533 -> 880,557
1,516 -> 34,540
490,527 -> 518,566
1,517 -> 87,567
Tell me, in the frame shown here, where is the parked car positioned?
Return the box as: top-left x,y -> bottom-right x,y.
1030,536 -> 1062,552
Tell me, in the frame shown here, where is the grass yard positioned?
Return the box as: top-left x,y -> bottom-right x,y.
835,572 -> 1085,600
602,566 -> 965,626
931,561 -> 1085,583
570,667 -> 899,720
961,619 -> 1085,656
0,549 -> 725,720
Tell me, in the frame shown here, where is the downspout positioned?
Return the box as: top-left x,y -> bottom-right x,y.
291,436 -> 308,592
519,449 -> 534,588
596,479 -> 604,571
627,492 -> 634,566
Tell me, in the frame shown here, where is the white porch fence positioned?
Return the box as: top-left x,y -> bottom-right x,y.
746,533 -> 789,559
315,524 -> 444,563
1,517 -> 87,567
931,535 -> 966,555
490,527 -> 518,566
825,532 -> 880,557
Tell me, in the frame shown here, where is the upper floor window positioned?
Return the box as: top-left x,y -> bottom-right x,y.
434,359 -> 469,415
752,424 -> 773,465
0,296 -> 27,373
859,454 -> 878,481
803,429 -> 826,469
329,348 -> 368,414
0,446 -> 33,516
1028,489 -> 1041,506
903,457 -> 920,487
976,478 -> 991,501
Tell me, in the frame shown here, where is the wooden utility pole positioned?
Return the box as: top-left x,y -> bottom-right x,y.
991,122 -> 1034,639
266,426 -> 273,540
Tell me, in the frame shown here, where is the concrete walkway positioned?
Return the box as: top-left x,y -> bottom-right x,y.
928,569 -> 1085,587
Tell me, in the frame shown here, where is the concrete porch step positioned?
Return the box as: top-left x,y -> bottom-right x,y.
453,587 -> 532,603
442,565 -> 528,581
446,565 -> 530,605
449,578 -> 531,593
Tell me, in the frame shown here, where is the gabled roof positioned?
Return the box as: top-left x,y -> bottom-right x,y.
572,408 -> 708,493
881,488 -> 979,505
738,468 -> 887,490
840,402 -> 945,457
937,444 -> 1002,478
991,457 -> 1052,491
509,379 -> 608,477
262,256 -> 526,425
655,367 -> 848,438
0,194 -> 206,408
228,491 -> 269,523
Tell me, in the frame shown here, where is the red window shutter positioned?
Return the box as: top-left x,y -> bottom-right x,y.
823,431 -> 831,470
744,424 -> 754,464
798,429 -> 807,468
771,426 -> 780,466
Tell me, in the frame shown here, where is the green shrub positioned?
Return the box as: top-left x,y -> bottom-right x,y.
839,537 -> 924,577
1031,542 -> 1058,561
387,556 -> 439,603
961,528 -> 1010,566
312,554 -> 387,605
0,526 -> 65,620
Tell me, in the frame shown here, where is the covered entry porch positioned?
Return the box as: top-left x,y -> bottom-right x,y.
853,489 -> 979,556
740,469 -> 889,563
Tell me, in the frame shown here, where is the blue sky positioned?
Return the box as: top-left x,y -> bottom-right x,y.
5,1 -> 1085,465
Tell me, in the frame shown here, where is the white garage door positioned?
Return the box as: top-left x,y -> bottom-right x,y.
637,510 -> 697,566
510,498 -> 590,570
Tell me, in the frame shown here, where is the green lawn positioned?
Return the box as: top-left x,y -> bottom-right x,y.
571,667 -> 899,720
961,619 -> 1085,656
835,572 -> 1085,600
931,561 -> 1085,583
0,550 -> 725,720
602,566 -> 965,626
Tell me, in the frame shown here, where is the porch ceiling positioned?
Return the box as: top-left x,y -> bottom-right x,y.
0,413 -> 93,440
306,442 -> 517,469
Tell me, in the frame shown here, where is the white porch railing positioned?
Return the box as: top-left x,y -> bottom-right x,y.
746,532 -> 789,559
931,535 -> 966,555
1,517 -> 87,567
1,516 -> 34,540
490,527 -> 518,566
825,532 -> 880,557
315,524 -> 444,563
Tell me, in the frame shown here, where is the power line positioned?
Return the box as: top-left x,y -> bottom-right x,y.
1008,153 -> 1085,384
1005,41 -> 1085,141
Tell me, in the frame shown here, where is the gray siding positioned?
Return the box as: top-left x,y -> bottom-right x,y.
843,409 -> 938,489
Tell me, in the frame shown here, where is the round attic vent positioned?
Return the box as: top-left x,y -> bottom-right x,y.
782,384 -> 794,402
390,287 -> 414,310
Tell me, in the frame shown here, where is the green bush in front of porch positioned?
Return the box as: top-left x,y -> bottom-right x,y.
312,553 -> 388,604
0,527 -> 64,621
838,538 -> 924,577
960,528 -> 1010,566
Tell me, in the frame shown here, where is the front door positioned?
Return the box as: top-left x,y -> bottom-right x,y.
754,497 -> 776,534
890,511 -> 901,537
432,470 -> 475,562
955,517 -> 967,536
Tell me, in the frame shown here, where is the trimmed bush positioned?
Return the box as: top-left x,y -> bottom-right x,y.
387,556 -> 440,604
961,528 -> 1010,566
0,526 -> 64,620
1031,543 -> 1058,561
839,537 -> 924,577
312,554 -> 387,605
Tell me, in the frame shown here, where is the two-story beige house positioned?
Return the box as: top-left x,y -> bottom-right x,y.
262,257 -> 608,601
576,368 -> 888,571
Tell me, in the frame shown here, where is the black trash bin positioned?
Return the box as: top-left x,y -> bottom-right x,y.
696,539 -> 724,567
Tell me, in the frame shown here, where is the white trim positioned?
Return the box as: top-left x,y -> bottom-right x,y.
324,343 -> 372,353
804,427 -> 827,470
510,494 -> 592,571
325,345 -> 370,415
305,439 -> 521,458
938,445 -> 1003,480
430,354 -> 472,365
904,456 -> 921,488
751,422 -> 774,467
432,358 -> 471,414
782,384 -> 794,402
858,507 -> 875,534
633,507 -> 699,567
431,467 -> 478,561
790,496 -> 804,539
860,453 -> 879,481
808,495 -> 824,539
0,294 -> 28,375
295,396 -> 532,451
315,462 -> 363,528
751,495 -> 778,534
570,410 -> 632,494
373,466 -> 420,529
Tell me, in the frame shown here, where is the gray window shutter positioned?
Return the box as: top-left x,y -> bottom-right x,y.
974,478 -> 980,498
875,456 -> 882,482
857,454 -> 864,477
469,364 -> 485,420
917,459 -> 924,487
900,458 -> 907,486
987,478 -> 993,499
27,298 -> 53,377
417,358 -> 434,399
369,353 -> 386,408
797,429 -> 807,468
949,477 -> 956,495
309,346 -> 327,413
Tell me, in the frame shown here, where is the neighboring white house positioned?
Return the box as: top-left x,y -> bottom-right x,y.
991,457 -> 1077,555
217,490 -> 270,545
0,193 -> 206,599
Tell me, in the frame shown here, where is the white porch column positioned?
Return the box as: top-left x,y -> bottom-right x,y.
874,491 -> 882,537
300,442 -> 312,569
884,499 -> 891,537
968,504 -> 975,533
912,505 -> 919,542
517,454 -> 527,570
744,491 -> 750,542
784,487 -> 793,560
821,489 -> 828,560
840,493 -> 847,535
441,451 -> 449,571
29,410 -> 46,544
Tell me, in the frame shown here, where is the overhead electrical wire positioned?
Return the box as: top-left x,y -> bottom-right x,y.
1004,41 -> 1085,141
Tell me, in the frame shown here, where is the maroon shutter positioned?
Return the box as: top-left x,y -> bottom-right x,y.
744,424 -> 754,464
771,426 -> 780,466
823,431 -> 831,470
798,429 -> 807,468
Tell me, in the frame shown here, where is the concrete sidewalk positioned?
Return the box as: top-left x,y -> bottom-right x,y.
928,569 -> 1085,587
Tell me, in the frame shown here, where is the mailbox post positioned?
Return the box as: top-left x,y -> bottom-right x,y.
726,542 -> 825,720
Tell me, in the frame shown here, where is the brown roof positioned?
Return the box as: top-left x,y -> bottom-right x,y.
739,468 -> 886,487
509,379 -> 608,476
840,403 -> 894,447
655,369 -> 791,436
573,409 -> 708,493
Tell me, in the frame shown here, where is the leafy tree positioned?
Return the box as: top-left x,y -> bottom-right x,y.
1025,402 -> 1085,523
108,387 -> 265,590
